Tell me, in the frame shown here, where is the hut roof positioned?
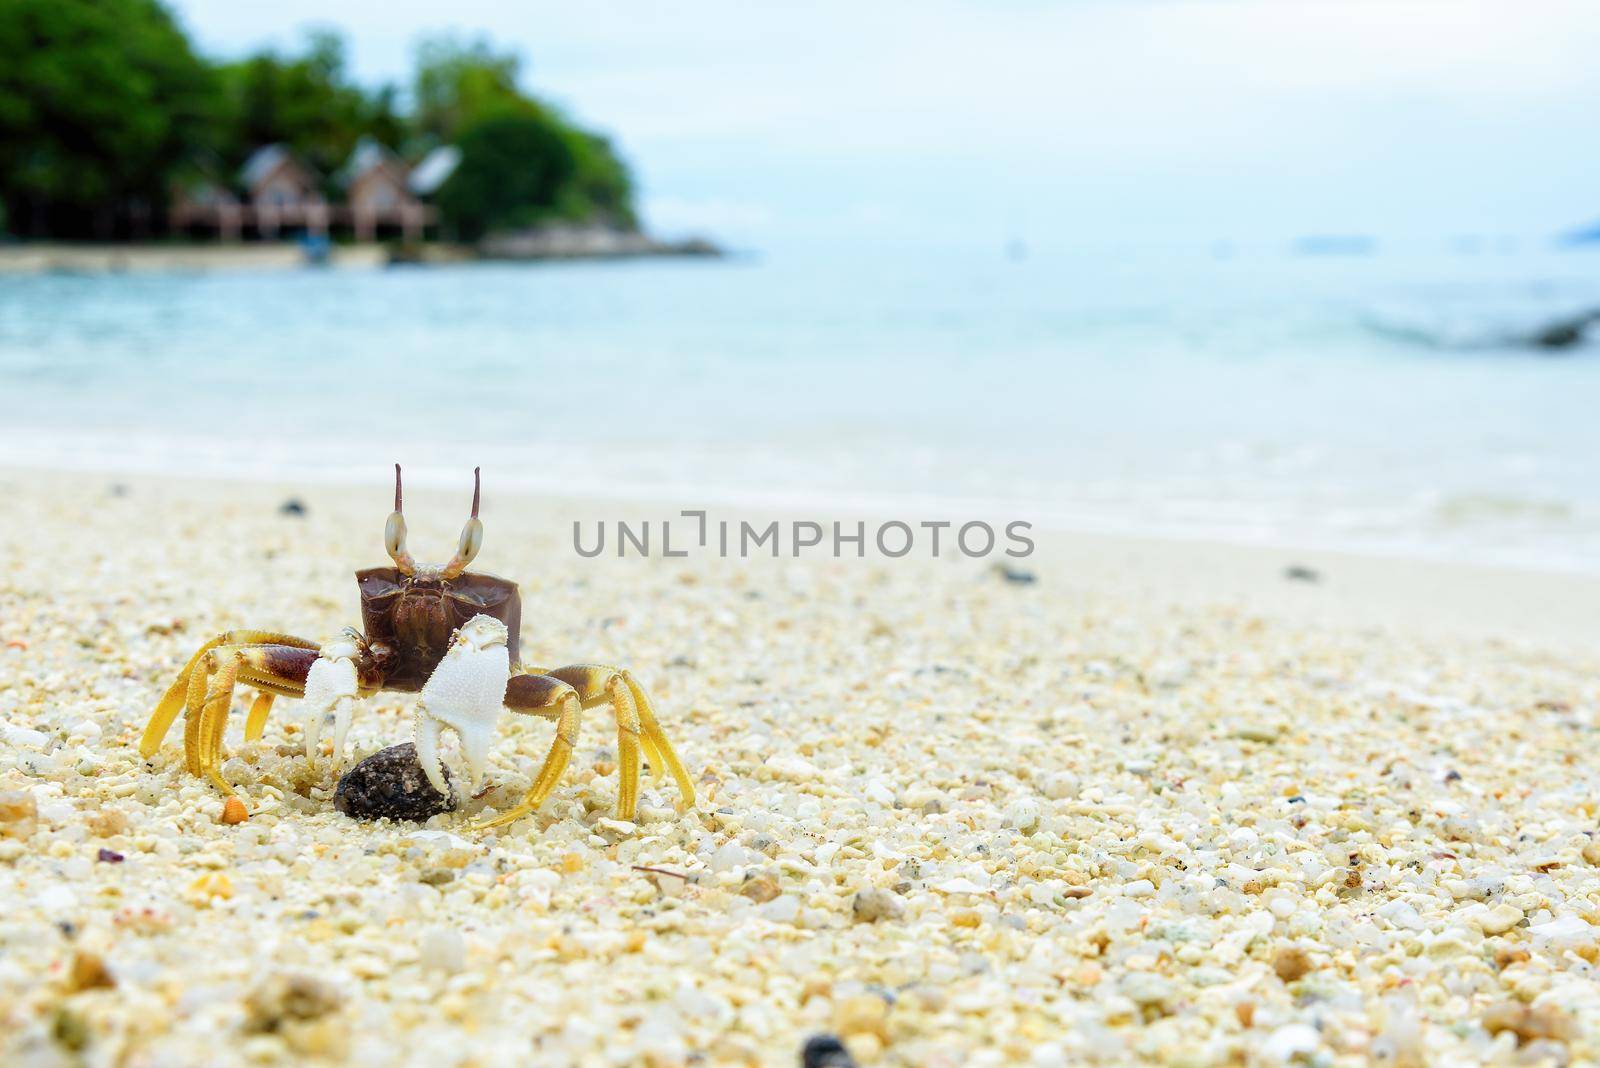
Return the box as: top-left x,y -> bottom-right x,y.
239,144 -> 302,188
409,146 -> 461,196
337,138 -> 408,188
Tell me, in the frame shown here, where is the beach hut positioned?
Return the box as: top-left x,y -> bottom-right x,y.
169,176 -> 244,241
240,145 -> 328,239
338,139 -> 431,242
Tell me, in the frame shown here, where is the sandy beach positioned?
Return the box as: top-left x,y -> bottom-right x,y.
0,244 -> 393,276
1,467 -> 1598,1066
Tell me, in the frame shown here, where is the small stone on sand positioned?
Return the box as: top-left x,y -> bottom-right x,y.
1272,946 -> 1314,983
0,790 -> 38,840
1482,1002 -> 1577,1045
801,1033 -> 858,1067
334,744 -> 453,822
245,974 -> 343,1033
740,874 -> 781,903
852,887 -> 905,923
68,951 -> 116,991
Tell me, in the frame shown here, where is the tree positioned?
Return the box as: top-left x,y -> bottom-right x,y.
0,15 -> 641,241
212,29 -> 397,181
0,0 -> 216,238
415,34 -> 639,234
413,35 -> 532,145
434,112 -> 578,241
558,129 -> 637,228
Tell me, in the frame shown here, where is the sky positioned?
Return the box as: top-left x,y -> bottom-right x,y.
170,1 -> 1600,249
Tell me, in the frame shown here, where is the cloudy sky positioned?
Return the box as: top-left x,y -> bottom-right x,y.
171,1 -> 1600,247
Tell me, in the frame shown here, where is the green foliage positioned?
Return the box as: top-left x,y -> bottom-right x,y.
412,32 -> 636,235
212,29 -> 400,182
0,16 -> 638,239
0,0 -> 216,237
413,35 -> 533,144
558,130 -> 638,228
413,34 -> 637,233
435,113 -> 578,241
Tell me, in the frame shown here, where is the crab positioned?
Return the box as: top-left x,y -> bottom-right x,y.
138,466 -> 694,828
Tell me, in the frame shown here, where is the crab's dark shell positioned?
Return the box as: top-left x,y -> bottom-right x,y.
355,567 -> 522,691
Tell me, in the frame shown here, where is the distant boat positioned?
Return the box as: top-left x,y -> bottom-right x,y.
1291,234 -> 1377,256
1558,220 -> 1600,246
1365,308 -> 1599,353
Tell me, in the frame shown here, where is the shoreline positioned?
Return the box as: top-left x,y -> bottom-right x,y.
0,242 -> 388,275
0,232 -> 725,275
2,463 -> 1594,648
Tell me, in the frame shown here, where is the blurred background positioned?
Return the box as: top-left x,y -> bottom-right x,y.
2,0 -> 1598,569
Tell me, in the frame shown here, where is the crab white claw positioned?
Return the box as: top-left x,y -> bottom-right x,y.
303,637 -> 362,772
414,615 -> 512,800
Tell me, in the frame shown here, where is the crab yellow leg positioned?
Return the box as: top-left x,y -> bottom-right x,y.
146,635 -> 229,760
542,667 -> 642,819
181,655 -> 211,776
198,654 -> 242,793
162,643 -> 320,792
244,693 -> 275,742
476,687 -> 585,831
541,665 -> 691,819
475,685 -> 582,831
609,677 -> 642,821
526,693 -> 582,810
639,726 -> 666,785
625,671 -> 695,812
214,647 -> 316,779
141,630 -> 319,758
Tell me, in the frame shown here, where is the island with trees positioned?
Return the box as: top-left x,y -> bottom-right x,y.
0,0 -> 718,268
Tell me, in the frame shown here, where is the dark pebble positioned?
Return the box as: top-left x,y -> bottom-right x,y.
96,848 -> 124,863
334,743 -> 453,822
992,563 -> 1037,585
278,498 -> 308,516
1284,565 -> 1320,583
801,1034 -> 857,1068
51,1007 -> 90,1052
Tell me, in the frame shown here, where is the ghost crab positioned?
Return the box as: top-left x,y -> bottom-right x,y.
139,466 -> 694,828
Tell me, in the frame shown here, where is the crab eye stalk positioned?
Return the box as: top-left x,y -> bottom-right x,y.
386,463 -> 416,574
385,511 -> 414,571
446,517 -> 483,575
441,467 -> 483,579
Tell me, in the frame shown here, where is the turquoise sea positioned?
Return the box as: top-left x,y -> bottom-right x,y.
2,240 -> 1597,570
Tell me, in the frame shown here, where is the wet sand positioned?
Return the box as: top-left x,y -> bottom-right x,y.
0,243 -> 388,275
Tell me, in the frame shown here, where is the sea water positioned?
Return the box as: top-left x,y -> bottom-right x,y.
1,239 -> 1596,571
